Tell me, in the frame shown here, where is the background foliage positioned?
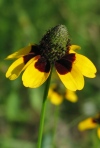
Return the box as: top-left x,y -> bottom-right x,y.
0,0 -> 100,147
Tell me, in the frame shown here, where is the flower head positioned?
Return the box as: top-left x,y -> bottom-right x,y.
78,114 -> 100,138
48,83 -> 78,105
5,25 -> 97,91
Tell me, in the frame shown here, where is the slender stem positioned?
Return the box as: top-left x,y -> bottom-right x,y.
37,67 -> 53,148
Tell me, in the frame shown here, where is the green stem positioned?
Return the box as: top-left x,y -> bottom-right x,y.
37,67 -> 53,148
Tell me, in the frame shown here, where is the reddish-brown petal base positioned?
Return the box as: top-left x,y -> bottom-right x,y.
55,53 -> 75,75
35,58 -> 50,73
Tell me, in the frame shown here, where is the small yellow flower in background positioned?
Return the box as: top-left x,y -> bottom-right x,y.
48,86 -> 63,105
5,25 -> 97,91
78,114 -> 100,139
65,89 -> 78,103
48,83 -> 78,105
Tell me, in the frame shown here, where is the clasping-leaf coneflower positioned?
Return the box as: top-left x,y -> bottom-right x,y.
6,24 -> 97,91
78,114 -> 100,139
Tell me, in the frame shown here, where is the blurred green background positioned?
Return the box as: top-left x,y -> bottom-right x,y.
0,0 -> 100,147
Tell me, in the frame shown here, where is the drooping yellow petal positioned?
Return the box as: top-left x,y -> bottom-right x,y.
6,57 -> 24,80
48,88 -> 63,105
65,89 -> 78,102
5,45 -> 32,59
22,57 -> 50,88
97,128 -> 100,139
70,45 -> 81,51
56,65 -> 84,91
75,53 -> 97,78
78,118 -> 97,131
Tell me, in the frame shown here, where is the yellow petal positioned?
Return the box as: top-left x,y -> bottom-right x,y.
6,57 -> 24,80
70,45 -> 81,51
65,89 -> 78,102
5,45 -> 32,59
97,128 -> 100,139
78,118 -> 97,131
48,88 -> 63,105
22,57 -> 50,88
56,65 -> 84,91
75,53 -> 97,78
